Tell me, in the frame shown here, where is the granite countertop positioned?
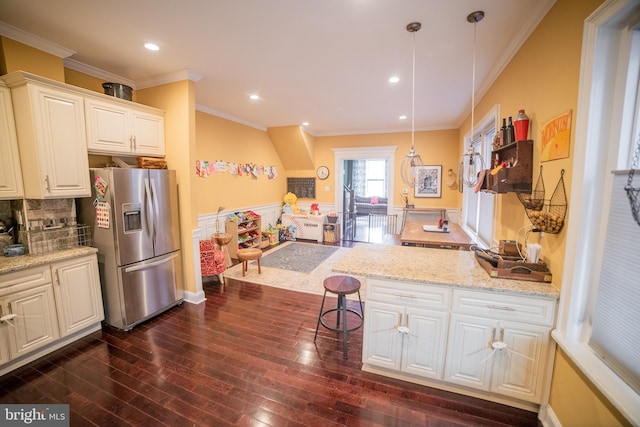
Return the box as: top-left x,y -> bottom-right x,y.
332,243 -> 560,299
0,247 -> 98,275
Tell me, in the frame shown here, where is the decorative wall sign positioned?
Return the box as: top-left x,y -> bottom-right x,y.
195,160 -> 278,179
541,110 -> 572,162
415,165 -> 442,198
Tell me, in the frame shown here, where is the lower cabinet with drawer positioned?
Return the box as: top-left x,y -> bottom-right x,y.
0,253 -> 104,376
444,289 -> 555,404
0,265 -> 59,365
361,279 -> 557,410
363,279 -> 451,381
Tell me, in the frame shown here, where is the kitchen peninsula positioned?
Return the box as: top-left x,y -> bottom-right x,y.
332,243 -> 559,411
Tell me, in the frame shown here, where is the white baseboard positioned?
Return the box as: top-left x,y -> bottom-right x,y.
183,289 -> 206,305
538,403 -> 562,427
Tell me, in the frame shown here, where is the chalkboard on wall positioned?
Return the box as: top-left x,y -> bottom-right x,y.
287,177 -> 316,199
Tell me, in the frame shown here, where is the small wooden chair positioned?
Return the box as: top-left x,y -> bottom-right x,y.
237,247 -> 263,276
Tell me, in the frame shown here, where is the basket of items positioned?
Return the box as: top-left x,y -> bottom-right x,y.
517,165 -> 545,211
524,169 -> 567,234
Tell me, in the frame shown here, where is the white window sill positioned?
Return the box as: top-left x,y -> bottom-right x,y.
551,330 -> 640,425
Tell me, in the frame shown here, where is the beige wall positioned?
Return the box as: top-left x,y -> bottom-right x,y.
315,130 -> 460,208
64,67 -> 106,94
0,37 -> 65,81
136,81 -> 198,294
458,0 -> 627,424
195,111 -> 286,216
460,0 -> 593,287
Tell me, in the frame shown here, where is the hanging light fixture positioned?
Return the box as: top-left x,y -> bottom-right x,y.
459,11 -> 485,188
400,21 -> 424,188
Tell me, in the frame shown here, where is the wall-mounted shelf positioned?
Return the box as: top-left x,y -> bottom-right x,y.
484,140 -> 534,194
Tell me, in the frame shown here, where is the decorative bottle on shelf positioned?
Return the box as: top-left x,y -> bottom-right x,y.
500,118 -> 508,146
506,116 -> 515,145
514,109 -> 530,141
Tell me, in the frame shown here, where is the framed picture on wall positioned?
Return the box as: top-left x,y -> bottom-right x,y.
414,165 -> 442,198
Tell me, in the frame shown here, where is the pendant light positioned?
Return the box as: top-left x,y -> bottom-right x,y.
400,22 -> 424,188
459,11 -> 485,188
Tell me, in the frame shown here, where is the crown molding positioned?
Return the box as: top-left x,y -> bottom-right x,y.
64,58 -> 136,88
454,0 -> 557,129
196,104 -> 267,132
0,21 -> 76,58
136,69 -> 204,89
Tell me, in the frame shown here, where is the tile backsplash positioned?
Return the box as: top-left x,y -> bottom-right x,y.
0,201 -> 11,221
22,199 -> 78,231
2,198 -> 82,254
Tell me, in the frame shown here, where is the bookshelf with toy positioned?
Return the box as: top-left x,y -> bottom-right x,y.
226,211 -> 262,259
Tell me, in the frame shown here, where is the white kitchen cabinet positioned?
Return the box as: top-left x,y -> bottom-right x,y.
364,301 -> 449,380
361,279 -> 557,409
85,97 -> 165,156
0,265 -> 59,361
4,71 -> 90,198
444,290 -> 555,404
52,254 -> 104,337
0,83 -> 24,199
0,252 -> 104,376
362,279 -> 451,381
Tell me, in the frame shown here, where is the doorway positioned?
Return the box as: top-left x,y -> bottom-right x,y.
332,146 -> 398,243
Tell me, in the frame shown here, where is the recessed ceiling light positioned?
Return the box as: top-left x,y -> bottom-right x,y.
249,94 -> 260,100
399,115 -> 407,120
144,42 -> 160,51
302,122 -> 309,126
388,76 -> 400,83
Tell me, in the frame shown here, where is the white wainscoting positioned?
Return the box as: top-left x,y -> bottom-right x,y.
198,203 -> 283,239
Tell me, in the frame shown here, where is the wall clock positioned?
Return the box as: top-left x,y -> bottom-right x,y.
316,166 -> 330,180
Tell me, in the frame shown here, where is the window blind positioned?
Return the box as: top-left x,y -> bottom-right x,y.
589,171 -> 640,394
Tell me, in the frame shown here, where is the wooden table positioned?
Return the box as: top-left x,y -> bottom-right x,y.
400,221 -> 474,250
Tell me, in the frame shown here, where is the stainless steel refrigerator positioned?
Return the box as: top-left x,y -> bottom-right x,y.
78,168 -> 184,330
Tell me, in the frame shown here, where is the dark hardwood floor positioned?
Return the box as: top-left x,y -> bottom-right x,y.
0,271 -> 541,427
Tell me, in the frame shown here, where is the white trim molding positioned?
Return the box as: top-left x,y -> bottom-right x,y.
553,1 -> 640,425
184,228 -> 206,305
332,146 -> 398,217
0,21 -> 76,58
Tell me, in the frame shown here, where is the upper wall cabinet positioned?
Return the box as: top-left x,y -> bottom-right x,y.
3,72 -> 91,199
0,83 -> 24,200
85,97 -> 165,156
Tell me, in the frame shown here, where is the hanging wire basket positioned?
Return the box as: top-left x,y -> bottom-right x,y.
525,169 -> 567,234
517,165 -> 545,211
625,134 -> 640,227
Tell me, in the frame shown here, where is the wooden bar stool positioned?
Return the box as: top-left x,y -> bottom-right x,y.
314,275 -> 364,359
236,248 -> 263,276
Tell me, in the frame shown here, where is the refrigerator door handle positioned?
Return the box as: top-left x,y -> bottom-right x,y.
124,252 -> 180,273
150,178 -> 160,242
144,178 -> 155,242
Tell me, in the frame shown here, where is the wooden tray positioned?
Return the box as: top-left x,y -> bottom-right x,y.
475,252 -> 552,283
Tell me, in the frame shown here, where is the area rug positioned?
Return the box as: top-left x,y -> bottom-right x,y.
258,242 -> 339,273
222,241 -> 365,300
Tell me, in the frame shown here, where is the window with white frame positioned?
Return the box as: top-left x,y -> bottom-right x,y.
554,3 -> 640,424
462,106 -> 498,248
365,159 -> 387,197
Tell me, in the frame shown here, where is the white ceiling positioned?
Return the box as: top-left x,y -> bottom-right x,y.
0,0 -> 554,136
